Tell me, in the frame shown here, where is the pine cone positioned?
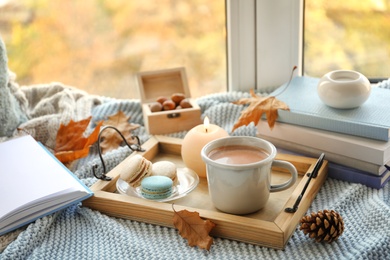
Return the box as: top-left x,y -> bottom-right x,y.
300,209 -> 344,243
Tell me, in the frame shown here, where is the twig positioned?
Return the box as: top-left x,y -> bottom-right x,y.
270,65 -> 297,97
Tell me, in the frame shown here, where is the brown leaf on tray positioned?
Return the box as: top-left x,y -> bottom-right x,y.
172,206 -> 216,251
55,117 -> 103,163
100,110 -> 140,153
232,89 -> 289,132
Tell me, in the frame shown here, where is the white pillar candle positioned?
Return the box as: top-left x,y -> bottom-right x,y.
181,117 -> 229,178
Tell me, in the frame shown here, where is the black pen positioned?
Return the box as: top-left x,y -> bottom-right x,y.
285,153 -> 325,213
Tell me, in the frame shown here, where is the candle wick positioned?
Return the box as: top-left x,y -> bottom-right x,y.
205,128 -> 208,133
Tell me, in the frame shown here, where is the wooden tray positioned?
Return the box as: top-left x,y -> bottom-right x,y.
82,135 -> 328,249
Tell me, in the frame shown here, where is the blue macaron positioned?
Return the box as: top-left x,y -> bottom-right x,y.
140,176 -> 173,200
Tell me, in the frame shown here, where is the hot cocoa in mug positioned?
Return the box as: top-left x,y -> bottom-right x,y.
208,145 -> 269,165
201,136 -> 298,215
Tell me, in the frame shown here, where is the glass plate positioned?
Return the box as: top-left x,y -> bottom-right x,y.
116,167 -> 199,202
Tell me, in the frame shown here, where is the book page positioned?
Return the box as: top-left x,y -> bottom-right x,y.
1,189 -> 82,228
0,136 -> 89,220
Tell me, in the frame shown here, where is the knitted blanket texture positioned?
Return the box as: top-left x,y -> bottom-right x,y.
1,82 -> 390,260
0,38 -> 28,137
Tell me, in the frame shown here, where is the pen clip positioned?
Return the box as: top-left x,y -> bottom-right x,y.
284,153 -> 325,213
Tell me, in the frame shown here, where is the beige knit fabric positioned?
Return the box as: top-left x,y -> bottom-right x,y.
0,228 -> 24,253
1,83 -> 103,150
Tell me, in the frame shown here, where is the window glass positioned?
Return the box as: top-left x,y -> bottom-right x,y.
0,0 -> 226,99
304,0 -> 390,81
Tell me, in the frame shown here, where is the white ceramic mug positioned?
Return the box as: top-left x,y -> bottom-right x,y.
201,136 -> 298,215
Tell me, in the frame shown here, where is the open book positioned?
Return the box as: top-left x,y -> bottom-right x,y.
0,135 -> 93,236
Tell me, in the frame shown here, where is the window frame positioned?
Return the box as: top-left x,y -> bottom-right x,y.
227,0 -> 304,92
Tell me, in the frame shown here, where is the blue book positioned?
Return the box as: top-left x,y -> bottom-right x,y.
275,147 -> 390,189
327,163 -> 390,190
269,76 -> 390,141
0,135 -> 93,236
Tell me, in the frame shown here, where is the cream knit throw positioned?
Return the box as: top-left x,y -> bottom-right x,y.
0,38 -> 28,137
15,83 -> 103,152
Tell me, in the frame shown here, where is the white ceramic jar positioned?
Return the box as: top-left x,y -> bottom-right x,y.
317,70 -> 371,109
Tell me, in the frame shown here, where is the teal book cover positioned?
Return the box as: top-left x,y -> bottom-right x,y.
270,76 -> 390,141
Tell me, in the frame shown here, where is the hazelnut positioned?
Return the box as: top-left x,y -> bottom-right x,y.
180,99 -> 193,109
162,100 -> 176,110
156,96 -> 168,104
149,102 -> 163,112
171,93 -> 186,105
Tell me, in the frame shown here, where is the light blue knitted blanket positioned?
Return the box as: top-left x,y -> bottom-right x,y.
1,87 -> 390,260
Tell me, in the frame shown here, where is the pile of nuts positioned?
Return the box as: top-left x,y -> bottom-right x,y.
149,93 -> 193,112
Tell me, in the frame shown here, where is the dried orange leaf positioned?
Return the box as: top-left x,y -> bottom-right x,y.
55,117 -> 102,163
100,110 -> 140,153
232,89 -> 289,132
172,207 -> 216,251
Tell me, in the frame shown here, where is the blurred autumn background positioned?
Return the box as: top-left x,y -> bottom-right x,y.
0,0 -> 226,99
0,0 -> 389,99
305,0 -> 390,80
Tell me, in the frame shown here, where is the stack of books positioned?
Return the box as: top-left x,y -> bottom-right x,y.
258,76 -> 390,189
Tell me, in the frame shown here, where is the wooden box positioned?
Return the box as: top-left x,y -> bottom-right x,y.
136,67 -> 202,134
83,135 -> 328,249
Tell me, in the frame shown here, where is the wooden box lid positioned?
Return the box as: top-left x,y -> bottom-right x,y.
136,67 -> 191,103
